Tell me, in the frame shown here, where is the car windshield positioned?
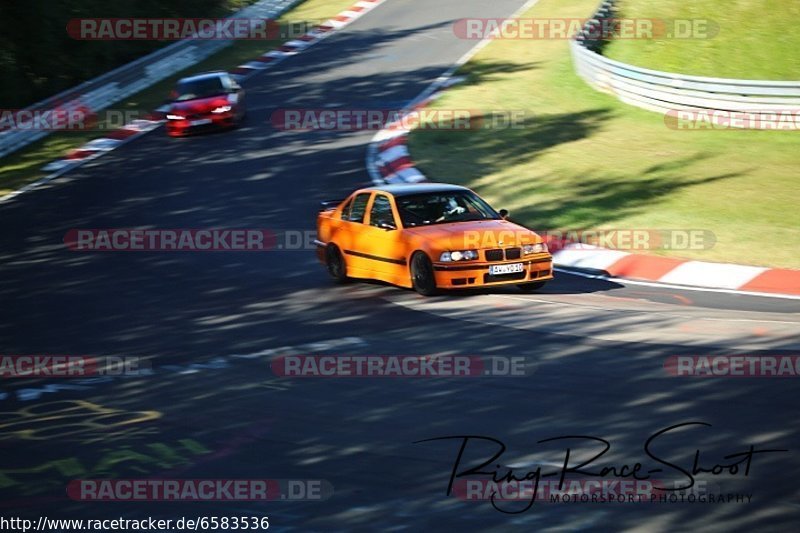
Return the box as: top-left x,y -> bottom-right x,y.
396,191 -> 501,227
175,76 -> 227,101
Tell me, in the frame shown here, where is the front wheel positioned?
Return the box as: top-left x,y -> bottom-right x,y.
325,244 -> 348,283
517,281 -> 546,292
410,252 -> 438,296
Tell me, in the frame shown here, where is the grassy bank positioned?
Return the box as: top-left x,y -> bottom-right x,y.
408,0 -> 799,268
604,0 -> 800,79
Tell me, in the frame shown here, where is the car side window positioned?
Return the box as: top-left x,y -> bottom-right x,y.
339,199 -> 353,220
345,193 -> 370,223
369,195 -> 397,228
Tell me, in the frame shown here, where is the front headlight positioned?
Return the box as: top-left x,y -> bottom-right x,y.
166,114 -> 185,120
523,243 -> 548,255
211,105 -> 232,114
440,250 -> 478,262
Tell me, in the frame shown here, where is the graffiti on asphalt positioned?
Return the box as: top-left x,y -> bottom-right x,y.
0,438 -> 211,496
0,400 -> 161,442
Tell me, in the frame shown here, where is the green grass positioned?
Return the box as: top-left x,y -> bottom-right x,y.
604,0 -> 800,79
408,0 -> 800,269
0,0 -> 356,196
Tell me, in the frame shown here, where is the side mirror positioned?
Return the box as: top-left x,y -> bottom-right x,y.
499,209 -> 510,220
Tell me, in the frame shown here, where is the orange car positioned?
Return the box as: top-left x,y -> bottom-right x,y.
316,183 -> 553,295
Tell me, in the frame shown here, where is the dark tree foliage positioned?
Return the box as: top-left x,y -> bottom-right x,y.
0,0 -> 253,108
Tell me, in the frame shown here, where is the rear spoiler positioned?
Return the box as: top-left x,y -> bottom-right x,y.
320,199 -> 345,211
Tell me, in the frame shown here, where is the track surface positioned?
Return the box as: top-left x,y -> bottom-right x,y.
1,0 -> 799,531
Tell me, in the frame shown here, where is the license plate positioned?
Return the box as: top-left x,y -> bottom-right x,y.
190,119 -> 212,126
490,263 -> 524,275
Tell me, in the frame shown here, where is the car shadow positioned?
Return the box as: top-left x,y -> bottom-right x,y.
352,268 -> 623,298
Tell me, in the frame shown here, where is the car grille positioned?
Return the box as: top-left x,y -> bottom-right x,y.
485,249 -> 503,262
484,248 -> 522,262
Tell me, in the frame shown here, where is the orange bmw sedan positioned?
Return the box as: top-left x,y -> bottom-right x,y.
316,183 -> 553,295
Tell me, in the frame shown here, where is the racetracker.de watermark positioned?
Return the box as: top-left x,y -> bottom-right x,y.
0,356 -> 147,378
64,229 -> 715,252
454,478 -> 750,504
454,478 -> 659,503
271,109 -> 528,131
665,355 -> 800,377
0,109 -> 162,132
0,108 -> 93,131
453,18 -> 719,40
68,479 -> 332,501
271,355 -> 528,377
65,229 -> 278,251
67,18 -> 296,40
474,229 -> 716,251
664,109 -> 800,131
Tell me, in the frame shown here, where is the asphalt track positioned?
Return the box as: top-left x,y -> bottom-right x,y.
1,0 -> 799,531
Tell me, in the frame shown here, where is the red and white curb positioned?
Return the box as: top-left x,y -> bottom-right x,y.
229,0 -> 387,81
367,98 -> 434,185
366,75 -> 468,185
548,243 -> 800,297
41,118 -> 163,174
0,118 -> 164,204
1,0 -> 389,204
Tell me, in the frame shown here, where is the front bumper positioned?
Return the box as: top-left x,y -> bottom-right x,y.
432,255 -> 553,288
165,112 -> 237,137
315,240 -> 327,264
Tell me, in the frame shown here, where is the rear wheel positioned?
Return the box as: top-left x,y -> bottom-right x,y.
410,252 -> 438,296
517,281 -> 546,292
325,244 -> 348,283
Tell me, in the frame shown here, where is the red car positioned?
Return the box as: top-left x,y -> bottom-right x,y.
165,71 -> 246,136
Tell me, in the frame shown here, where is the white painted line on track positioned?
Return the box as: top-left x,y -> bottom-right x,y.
411,0 -> 543,107
701,317 -> 800,325
499,293 -> 800,324
366,0 -> 542,185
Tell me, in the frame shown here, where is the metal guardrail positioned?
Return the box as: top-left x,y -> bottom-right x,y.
0,0 -> 302,159
571,0 -> 800,120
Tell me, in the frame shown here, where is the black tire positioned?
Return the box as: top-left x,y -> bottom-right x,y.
517,281 -> 546,292
410,252 -> 438,296
325,244 -> 348,283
